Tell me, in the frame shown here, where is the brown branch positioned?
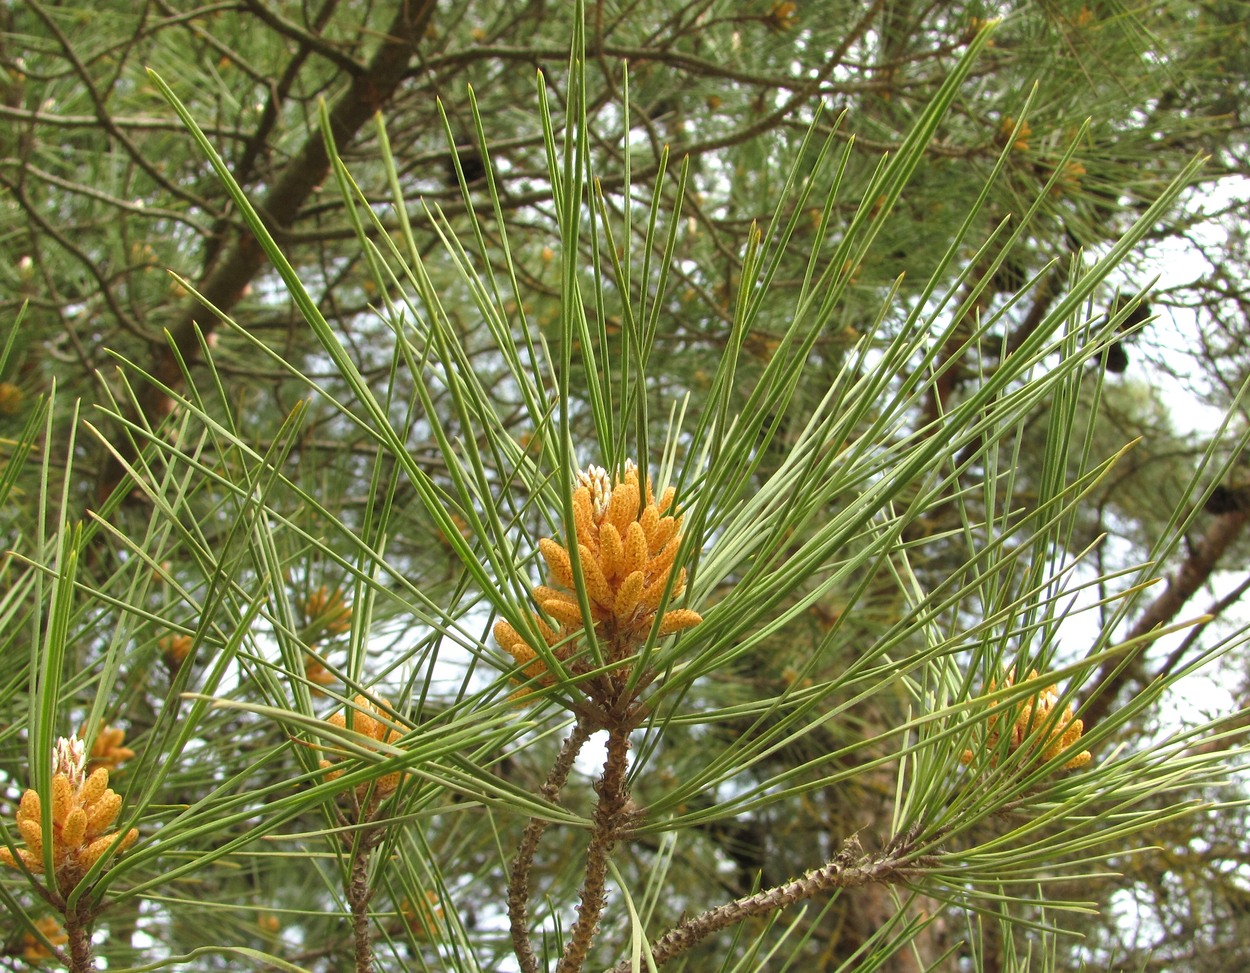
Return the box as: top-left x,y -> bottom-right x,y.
1082,509 -> 1249,729
233,0 -> 345,190
1192,701 -> 1250,756
1157,570 -> 1250,684
348,837 -> 376,973
64,901 -> 96,973
196,0 -> 344,274
603,831 -> 932,973
557,726 -> 634,973
1002,266 -> 1063,358
909,266 -> 1064,539
0,103 -> 246,138
95,0 -> 438,503
25,0 -> 212,210
0,172 -> 148,343
240,0 -> 366,76
924,263 -> 1062,437
509,720 -> 595,973
0,161 -> 210,233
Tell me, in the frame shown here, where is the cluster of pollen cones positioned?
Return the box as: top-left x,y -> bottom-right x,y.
494,463 -> 702,702
1,737 -> 138,893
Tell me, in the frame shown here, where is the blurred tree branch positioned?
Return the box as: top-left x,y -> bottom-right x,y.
1083,509 -> 1249,729
95,0 -> 438,502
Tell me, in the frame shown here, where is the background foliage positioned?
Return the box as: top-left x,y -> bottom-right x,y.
1,1 -> 1249,971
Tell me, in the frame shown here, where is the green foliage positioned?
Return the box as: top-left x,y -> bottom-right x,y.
1,2 -> 1248,971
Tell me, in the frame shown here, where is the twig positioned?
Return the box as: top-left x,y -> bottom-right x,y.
603,830 -> 935,973
64,904 -> 95,973
339,796 -> 390,973
557,725 -> 633,973
347,833 -> 377,973
509,719 -> 595,973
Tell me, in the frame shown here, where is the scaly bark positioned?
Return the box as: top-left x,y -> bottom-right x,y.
604,829 -> 936,973
556,726 -> 633,973
509,720 -> 594,973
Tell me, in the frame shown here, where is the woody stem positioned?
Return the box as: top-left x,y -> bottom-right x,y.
347,830 -> 377,973
556,724 -> 632,973
604,829 -> 937,973
64,901 -> 95,973
509,719 -> 594,973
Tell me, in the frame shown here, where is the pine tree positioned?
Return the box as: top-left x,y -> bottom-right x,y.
0,3 -> 1247,971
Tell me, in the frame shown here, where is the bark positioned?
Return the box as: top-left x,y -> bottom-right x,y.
557,726 -> 633,973
603,830 -> 933,973
349,842 -> 375,973
509,720 -> 594,973
65,905 -> 95,973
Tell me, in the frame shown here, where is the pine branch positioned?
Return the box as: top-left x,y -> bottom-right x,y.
64,901 -> 95,973
558,725 -> 634,973
348,842 -> 375,973
603,828 -> 937,973
509,719 -> 595,973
